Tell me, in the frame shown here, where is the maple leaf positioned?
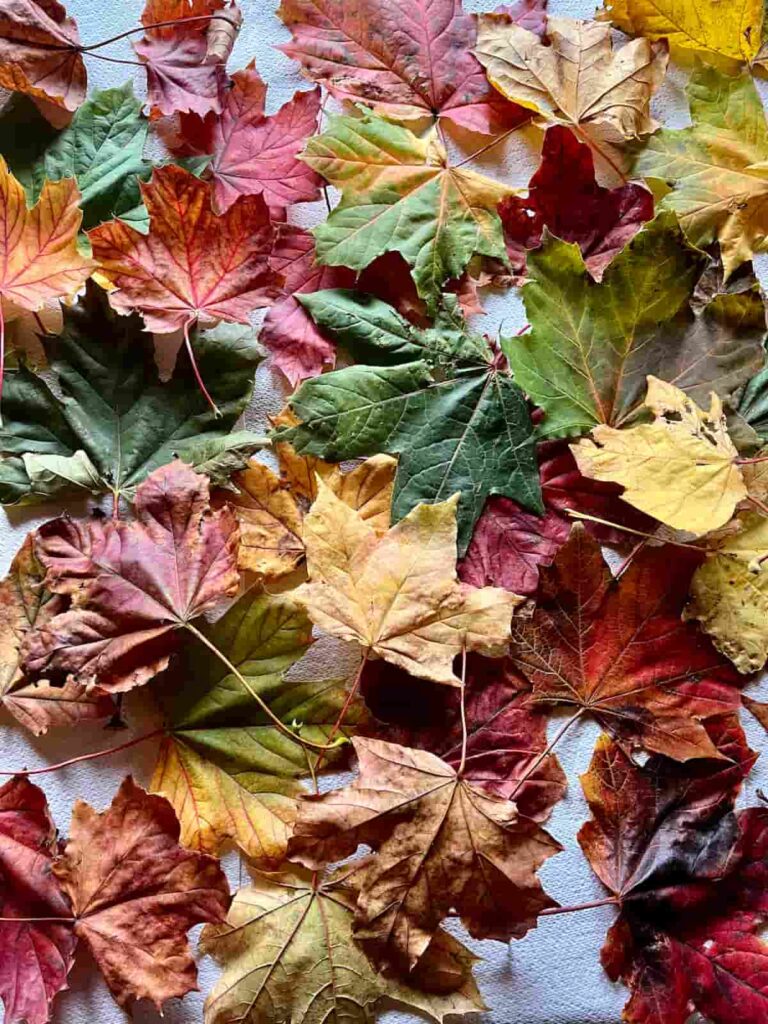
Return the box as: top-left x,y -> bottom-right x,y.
152,588 -> 368,861
501,125 -> 653,282
0,776 -> 76,1024
601,0 -> 764,66
274,290 -> 543,553
55,776 -> 230,1009
572,376 -> 747,535
0,156 -> 94,399
171,64 -> 322,216
296,481 -> 521,686
504,213 -> 767,439
362,655 -> 567,820
277,0 -> 535,135
288,736 -> 561,971
0,534 -> 112,734
474,14 -> 668,184
202,862 -> 485,1024
0,0 -> 86,116
302,108 -> 514,306
260,225 -> 355,385
23,460 -> 239,693
509,525 -> 743,760
0,285 -> 266,507
636,65 -> 768,279
578,725 -> 768,1024
133,0 -> 238,118
225,453 -> 396,582
685,511 -> 768,673
88,164 -> 278,412
14,84 -> 152,230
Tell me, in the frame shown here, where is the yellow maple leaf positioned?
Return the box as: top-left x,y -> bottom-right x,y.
296,480 -> 521,685
602,0 -> 763,66
685,511 -> 768,673
571,376 -> 746,535
226,453 -> 397,582
474,15 -> 668,184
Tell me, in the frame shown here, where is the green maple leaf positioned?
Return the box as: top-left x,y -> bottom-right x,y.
635,64 -> 768,279
503,212 -> 767,440
3,84 -> 152,230
0,284 -> 266,505
303,109 -> 513,307
153,589 -> 366,861
273,291 -> 542,554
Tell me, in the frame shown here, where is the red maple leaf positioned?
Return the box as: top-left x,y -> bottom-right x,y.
500,125 -> 654,283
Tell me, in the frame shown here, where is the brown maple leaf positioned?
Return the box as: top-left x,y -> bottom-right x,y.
288,736 -> 561,973
0,0 -> 86,117
54,776 -> 230,1009
509,525 -> 743,760
0,534 -> 112,734
22,460 -> 239,694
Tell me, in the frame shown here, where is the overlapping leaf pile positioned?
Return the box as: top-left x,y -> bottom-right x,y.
1,0 -> 768,1022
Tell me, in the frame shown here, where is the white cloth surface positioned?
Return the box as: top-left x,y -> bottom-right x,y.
2,1 -> 768,1022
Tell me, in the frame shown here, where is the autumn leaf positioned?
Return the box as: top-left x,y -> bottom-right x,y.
362,655 -> 567,820
601,0 -> 764,66
0,156 -> 94,396
226,453 -> 396,582
503,213 -> 766,439
0,534 -> 113,734
509,525 -> 743,760
278,0 -> 533,135
500,125 -> 653,282
685,511 -> 768,673
636,64 -> 768,279
202,862 -> 485,1024
23,461 -> 239,693
55,777 -> 230,1009
0,0 -> 86,116
0,776 -> 76,1024
260,224 -> 355,385
296,482 -> 521,686
0,285 -> 267,507
275,290 -> 543,552
288,737 -> 560,971
302,108 -> 514,305
474,15 -> 668,183
134,0 -> 238,117
152,588 -> 368,861
174,64 -> 322,216
89,164 -> 278,411
578,726 -> 768,1024
572,377 -> 747,535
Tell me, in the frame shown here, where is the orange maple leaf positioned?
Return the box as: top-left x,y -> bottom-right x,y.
0,156 -> 94,403
89,164 -> 279,413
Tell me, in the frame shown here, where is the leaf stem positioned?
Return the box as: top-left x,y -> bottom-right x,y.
0,728 -> 163,776
0,916 -> 76,924
184,319 -> 221,417
0,301 -> 4,420
565,509 -> 707,552
182,621 -> 343,753
457,643 -> 469,777
313,650 -> 369,775
540,896 -> 619,917
508,708 -> 583,801
75,14 -> 239,53
737,455 -> 768,465
614,538 -> 647,579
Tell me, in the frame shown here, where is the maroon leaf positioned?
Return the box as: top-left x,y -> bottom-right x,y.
500,125 -> 654,283
0,776 -> 76,1024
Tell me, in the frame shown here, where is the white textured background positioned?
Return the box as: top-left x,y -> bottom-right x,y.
2,1 -> 768,1022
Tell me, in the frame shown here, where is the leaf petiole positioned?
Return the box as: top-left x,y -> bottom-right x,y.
184,319 -> 221,418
